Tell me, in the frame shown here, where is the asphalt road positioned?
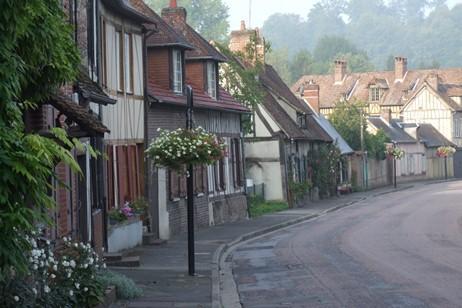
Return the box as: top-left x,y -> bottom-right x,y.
231,181 -> 462,308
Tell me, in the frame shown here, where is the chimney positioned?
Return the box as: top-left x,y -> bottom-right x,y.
229,21 -> 266,65
394,57 -> 407,82
381,108 -> 392,124
162,0 -> 187,26
426,73 -> 440,90
302,81 -> 320,114
334,60 -> 347,84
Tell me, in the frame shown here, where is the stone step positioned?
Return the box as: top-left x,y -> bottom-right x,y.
107,256 -> 140,268
143,233 -> 167,246
103,252 -> 123,262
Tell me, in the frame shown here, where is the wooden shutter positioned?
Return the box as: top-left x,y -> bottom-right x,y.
219,158 -> 225,191
202,165 -> 208,193
230,139 -> 236,187
107,146 -> 114,209
179,168 -> 187,198
235,139 -> 242,187
169,169 -> 179,200
168,48 -> 173,90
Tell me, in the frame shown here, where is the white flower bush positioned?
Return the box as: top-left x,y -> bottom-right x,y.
0,232 -> 106,307
385,147 -> 405,160
147,127 -> 226,170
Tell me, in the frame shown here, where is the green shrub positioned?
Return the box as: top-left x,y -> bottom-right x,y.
97,270 -> 143,300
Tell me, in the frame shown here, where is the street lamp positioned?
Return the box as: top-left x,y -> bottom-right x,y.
393,141 -> 397,188
186,85 -> 195,276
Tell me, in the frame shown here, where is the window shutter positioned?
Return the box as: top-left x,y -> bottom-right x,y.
179,168 -> 187,198
215,62 -> 220,100
235,139 -> 242,187
214,162 -> 220,191
202,165 -> 208,193
231,139 -> 237,188
219,158 -> 225,191
169,169 -> 179,200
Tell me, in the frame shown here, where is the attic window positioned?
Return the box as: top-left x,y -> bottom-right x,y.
297,113 -> 307,129
172,49 -> 183,94
207,61 -> 217,99
369,86 -> 382,102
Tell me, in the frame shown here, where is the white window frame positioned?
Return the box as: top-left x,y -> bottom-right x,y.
369,87 -> 381,102
207,61 -> 217,99
124,33 -> 133,94
115,30 -> 123,92
172,49 -> 183,94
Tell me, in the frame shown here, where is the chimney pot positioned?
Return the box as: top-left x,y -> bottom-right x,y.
240,20 -> 246,31
394,56 -> 408,82
334,60 -> 347,84
169,0 -> 177,8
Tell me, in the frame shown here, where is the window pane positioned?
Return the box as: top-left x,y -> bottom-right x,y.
207,62 -> 217,99
173,50 -> 182,93
124,33 -> 132,93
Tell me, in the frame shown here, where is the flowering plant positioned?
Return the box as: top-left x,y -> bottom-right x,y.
0,231 -> 106,308
109,202 -> 134,224
436,146 -> 456,158
146,127 -> 226,170
385,147 -> 405,160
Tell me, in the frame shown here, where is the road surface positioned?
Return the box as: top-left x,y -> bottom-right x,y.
231,181 -> 462,308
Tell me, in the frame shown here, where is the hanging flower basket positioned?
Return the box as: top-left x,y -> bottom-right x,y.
146,127 -> 226,171
385,147 -> 405,160
436,146 -> 456,158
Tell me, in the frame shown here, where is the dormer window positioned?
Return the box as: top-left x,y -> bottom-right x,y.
172,49 -> 183,93
369,86 -> 382,102
297,113 -> 307,129
207,61 -> 217,99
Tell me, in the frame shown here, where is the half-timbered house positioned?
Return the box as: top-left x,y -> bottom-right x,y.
132,0 -> 249,239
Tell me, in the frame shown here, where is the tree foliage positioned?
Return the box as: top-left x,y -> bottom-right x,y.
145,0 -> 230,42
262,0 -> 462,76
329,101 -> 389,159
0,0 -> 81,280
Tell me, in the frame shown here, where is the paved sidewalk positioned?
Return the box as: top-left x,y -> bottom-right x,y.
110,184 -> 413,308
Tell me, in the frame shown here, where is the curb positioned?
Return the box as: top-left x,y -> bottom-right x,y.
211,196 -> 368,308
372,185 -> 414,197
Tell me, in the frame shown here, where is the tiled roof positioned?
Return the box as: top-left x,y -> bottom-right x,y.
181,23 -> 227,62
147,84 -> 249,113
129,0 -> 193,49
101,0 -> 153,24
76,67 -> 116,105
260,64 -> 312,114
417,124 -> 455,148
48,94 -> 109,135
368,117 -> 415,143
293,68 -> 462,109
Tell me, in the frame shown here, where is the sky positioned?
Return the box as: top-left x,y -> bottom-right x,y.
224,0 -> 462,31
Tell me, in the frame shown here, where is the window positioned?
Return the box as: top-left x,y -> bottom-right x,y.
297,113 -> 307,129
369,87 -> 381,102
207,61 -> 217,99
115,30 -> 124,92
101,18 -> 107,87
124,33 -> 134,94
172,49 -> 183,93
454,118 -> 462,138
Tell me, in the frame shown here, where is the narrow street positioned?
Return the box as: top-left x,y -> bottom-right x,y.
231,181 -> 462,308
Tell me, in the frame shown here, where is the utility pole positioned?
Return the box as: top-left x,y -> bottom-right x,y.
360,107 -> 366,189
186,85 -> 195,276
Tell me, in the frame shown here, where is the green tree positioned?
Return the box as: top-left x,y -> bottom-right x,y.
329,101 -> 389,159
266,48 -> 292,84
289,49 -> 315,84
145,0 -> 229,41
0,0 -> 81,280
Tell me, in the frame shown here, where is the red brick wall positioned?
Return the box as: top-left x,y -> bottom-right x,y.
148,48 -> 171,90
186,60 -> 205,92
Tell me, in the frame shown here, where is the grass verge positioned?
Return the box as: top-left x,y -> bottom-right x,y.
249,196 -> 289,218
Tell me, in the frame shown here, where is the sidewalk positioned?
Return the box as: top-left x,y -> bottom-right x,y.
110,184 -> 413,308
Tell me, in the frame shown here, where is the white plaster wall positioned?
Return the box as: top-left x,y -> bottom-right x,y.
403,88 -> 453,142
247,162 -> 284,200
157,168 -> 170,240
258,105 -> 280,132
245,140 -> 280,159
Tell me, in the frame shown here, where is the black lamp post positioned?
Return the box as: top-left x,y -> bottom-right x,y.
186,85 -> 195,276
393,142 -> 397,189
